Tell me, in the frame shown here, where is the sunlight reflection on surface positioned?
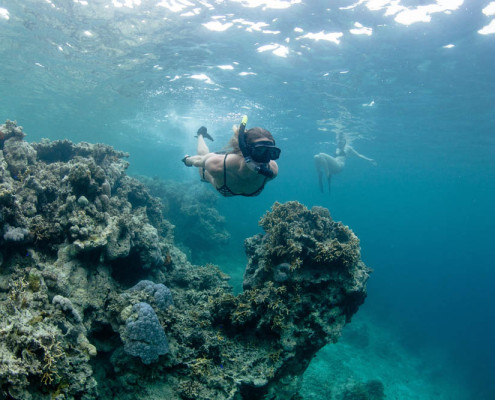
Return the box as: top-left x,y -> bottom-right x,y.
478,19 -> 495,35
350,22 -> 373,36
344,0 -> 464,25
297,31 -> 343,44
483,2 -> 495,16
0,7 -> 9,20
228,0 -> 301,9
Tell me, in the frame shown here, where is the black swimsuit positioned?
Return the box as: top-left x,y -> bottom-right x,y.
216,154 -> 268,197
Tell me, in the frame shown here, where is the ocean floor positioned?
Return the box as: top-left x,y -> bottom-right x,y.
300,312 -> 470,400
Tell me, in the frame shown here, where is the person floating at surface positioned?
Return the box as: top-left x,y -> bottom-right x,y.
182,115 -> 280,197
314,131 -> 376,194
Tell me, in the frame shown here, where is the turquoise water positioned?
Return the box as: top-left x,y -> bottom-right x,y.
1,0 -> 494,398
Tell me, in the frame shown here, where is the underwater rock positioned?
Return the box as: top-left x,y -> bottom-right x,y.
273,262 -> 290,283
101,180 -> 111,196
0,119 -> 26,142
0,120 -> 371,400
0,121 -> 172,264
0,256 -> 97,399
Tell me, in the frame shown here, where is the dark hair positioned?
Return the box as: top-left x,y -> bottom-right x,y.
246,127 -> 275,145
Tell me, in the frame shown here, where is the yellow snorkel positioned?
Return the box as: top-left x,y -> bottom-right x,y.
238,115 -> 250,159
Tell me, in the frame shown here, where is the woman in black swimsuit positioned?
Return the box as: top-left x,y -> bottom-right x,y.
182,116 -> 279,197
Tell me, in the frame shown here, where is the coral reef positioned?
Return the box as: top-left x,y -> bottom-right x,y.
52,295 -> 82,323
139,176 -> 230,263
211,201 -> 370,397
0,120 -> 371,399
127,280 -> 174,310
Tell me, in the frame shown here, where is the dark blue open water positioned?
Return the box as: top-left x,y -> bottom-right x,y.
1,0 -> 494,398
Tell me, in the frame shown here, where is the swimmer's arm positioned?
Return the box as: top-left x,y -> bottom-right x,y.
346,146 -> 377,165
233,156 -> 277,180
203,154 -> 225,180
185,153 -> 215,168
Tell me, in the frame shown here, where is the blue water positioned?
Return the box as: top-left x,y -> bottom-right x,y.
1,0 -> 494,398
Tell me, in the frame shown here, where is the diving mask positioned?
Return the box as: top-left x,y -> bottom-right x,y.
248,141 -> 281,163
238,115 -> 280,178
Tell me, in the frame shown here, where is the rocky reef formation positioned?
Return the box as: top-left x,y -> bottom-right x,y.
0,120 -> 371,400
138,176 -> 230,264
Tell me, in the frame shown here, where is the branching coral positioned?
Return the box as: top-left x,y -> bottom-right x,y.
39,335 -> 64,385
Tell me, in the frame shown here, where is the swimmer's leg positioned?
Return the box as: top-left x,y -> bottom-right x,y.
327,174 -> 332,195
184,134 -> 211,167
197,134 -> 210,156
314,154 -> 324,193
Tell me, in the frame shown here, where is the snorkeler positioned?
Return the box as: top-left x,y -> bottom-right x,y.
314,131 -> 376,194
182,116 -> 280,197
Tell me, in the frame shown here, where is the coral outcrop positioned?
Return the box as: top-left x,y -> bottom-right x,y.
211,201 -> 370,398
0,120 -> 371,400
139,177 -> 230,263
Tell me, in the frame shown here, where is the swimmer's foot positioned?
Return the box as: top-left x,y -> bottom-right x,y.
195,126 -> 214,141
181,155 -> 192,166
202,132 -> 214,141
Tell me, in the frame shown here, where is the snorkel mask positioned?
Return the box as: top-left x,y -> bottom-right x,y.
238,115 -> 281,178
248,140 -> 281,163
